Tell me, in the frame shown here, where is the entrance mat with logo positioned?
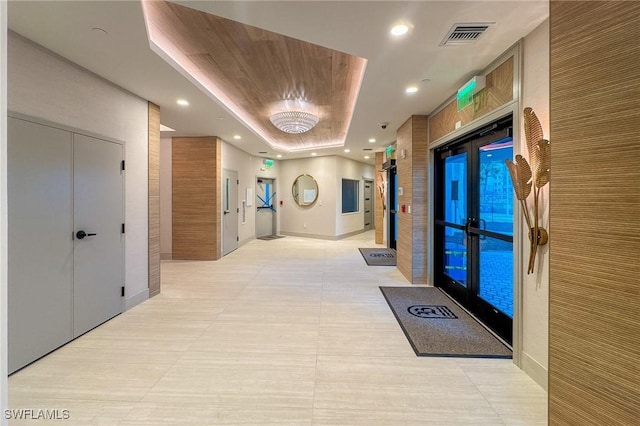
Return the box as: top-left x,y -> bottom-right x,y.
358,248 -> 396,266
379,286 -> 512,358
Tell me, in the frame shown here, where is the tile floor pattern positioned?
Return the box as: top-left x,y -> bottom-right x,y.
8,231 -> 547,425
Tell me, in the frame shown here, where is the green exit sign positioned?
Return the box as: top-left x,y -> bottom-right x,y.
457,76 -> 485,111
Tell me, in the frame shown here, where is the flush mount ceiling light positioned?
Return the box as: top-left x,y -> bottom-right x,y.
405,86 -> 419,94
269,111 -> 319,134
390,24 -> 409,36
176,99 -> 189,106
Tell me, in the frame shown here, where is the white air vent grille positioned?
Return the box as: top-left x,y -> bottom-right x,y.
440,23 -> 494,46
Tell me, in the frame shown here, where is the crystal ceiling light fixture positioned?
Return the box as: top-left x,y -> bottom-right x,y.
269,111 -> 320,134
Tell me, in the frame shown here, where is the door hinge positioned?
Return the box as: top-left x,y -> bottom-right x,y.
237,207 -> 239,213
237,236 -> 239,242
121,160 -> 125,171
121,223 -> 125,234
237,179 -> 240,184
121,286 -> 125,297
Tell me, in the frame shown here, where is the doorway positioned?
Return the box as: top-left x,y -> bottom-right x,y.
8,116 -> 124,373
256,177 -> 277,238
434,116 -> 514,344
363,179 -> 373,231
385,163 -> 398,250
222,169 -> 239,255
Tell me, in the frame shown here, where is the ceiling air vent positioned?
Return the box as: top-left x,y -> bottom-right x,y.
440,23 -> 494,46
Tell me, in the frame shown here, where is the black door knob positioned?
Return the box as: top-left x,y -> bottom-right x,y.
76,230 -> 96,240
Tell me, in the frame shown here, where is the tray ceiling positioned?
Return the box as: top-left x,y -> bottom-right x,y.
142,0 -> 367,152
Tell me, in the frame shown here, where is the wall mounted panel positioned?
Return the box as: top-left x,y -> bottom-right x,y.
549,2 -> 640,424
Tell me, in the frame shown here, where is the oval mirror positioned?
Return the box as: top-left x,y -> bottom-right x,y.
292,174 -> 319,206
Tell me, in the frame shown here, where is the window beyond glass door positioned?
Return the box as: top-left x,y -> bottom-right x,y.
442,152 -> 468,286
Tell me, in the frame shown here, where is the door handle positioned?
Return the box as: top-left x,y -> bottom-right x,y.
76,230 -> 97,240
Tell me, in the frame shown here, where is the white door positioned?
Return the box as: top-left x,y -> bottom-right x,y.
223,169 -> 239,255
364,180 -> 373,231
256,178 -> 276,237
8,117 -> 74,373
73,134 -> 124,337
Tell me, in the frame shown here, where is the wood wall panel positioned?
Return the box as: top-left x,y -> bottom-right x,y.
148,102 -> 161,297
429,57 -> 513,143
396,115 -> 428,284
374,152 -> 384,244
172,136 -> 222,260
144,1 -> 366,152
549,2 -> 640,425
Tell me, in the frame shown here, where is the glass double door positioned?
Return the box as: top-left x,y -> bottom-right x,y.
435,119 -> 514,344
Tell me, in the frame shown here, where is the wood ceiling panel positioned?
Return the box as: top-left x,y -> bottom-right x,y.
144,1 -> 366,152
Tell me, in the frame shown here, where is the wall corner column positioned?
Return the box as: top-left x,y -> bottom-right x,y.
148,102 -> 160,297
396,115 -> 428,284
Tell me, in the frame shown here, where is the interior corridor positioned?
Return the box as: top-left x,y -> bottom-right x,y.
8,231 -> 546,425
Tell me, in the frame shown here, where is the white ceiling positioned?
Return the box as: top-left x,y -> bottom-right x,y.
8,1 -> 549,164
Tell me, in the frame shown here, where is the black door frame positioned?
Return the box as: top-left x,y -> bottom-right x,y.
434,115 -> 514,343
385,162 -> 397,250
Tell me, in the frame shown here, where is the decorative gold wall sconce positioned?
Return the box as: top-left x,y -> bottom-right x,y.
377,173 -> 386,211
505,107 -> 550,274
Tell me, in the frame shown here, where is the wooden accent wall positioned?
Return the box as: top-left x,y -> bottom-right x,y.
429,56 -> 514,143
172,137 -> 222,260
148,102 -> 161,297
396,116 -> 428,284
549,2 -> 640,425
374,152 -> 384,244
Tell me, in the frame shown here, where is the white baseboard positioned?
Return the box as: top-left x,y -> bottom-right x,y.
522,351 -> 548,391
280,229 -> 365,241
125,288 -> 149,311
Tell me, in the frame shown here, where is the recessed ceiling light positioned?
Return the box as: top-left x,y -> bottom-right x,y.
405,86 -> 419,94
364,155 -> 371,159
390,24 -> 409,36
344,149 -> 351,153
233,135 -> 241,140
311,152 -> 317,156
276,154 -> 283,158
176,99 -> 189,106
217,116 -> 224,120
369,138 -> 376,143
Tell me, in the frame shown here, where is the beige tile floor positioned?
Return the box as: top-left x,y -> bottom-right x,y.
8,231 -> 547,425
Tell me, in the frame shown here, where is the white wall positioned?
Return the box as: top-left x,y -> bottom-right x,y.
160,139 -> 281,253
521,18 -> 550,389
1,1 -> 9,421
280,156 -> 337,238
7,33 -> 150,308
222,142 -> 279,244
159,137 -> 172,258
335,156 -> 375,236
279,156 -> 374,239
